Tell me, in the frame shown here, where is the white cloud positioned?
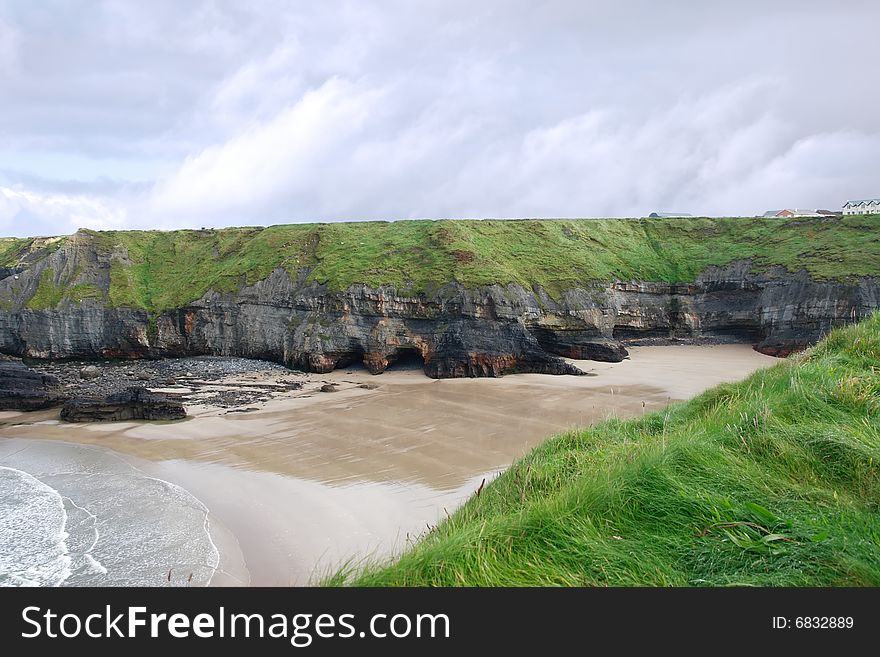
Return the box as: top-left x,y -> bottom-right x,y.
0,186 -> 126,237
148,77 -> 385,224
207,43 -> 307,129
698,131 -> 880,214
0,1 -> 879,234
148,74 -> 880,224
0,16 -> 18,74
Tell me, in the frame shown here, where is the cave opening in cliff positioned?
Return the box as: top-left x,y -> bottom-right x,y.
334,350 -> 364,369
387,348 -> 425,372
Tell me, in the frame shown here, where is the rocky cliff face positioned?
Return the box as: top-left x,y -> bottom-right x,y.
0,360 -> 61,410
0,232 -> 877,376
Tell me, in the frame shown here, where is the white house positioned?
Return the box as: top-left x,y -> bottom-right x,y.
842,199 -> 880,215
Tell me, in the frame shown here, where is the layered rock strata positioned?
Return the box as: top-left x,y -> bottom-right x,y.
0,360 -> 61,410
60,387 -> 186,422
1,233 -> 877,376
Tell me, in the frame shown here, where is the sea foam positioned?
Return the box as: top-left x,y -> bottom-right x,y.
0,466 -> 72,587
0,441 -> 219,587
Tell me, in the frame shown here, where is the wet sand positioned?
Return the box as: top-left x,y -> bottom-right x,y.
0,344 -> 776,585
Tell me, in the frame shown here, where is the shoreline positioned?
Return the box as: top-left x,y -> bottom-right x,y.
0,344 -> 777,586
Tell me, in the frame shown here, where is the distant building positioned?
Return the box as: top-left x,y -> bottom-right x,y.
763,209 -> 825,218
648,212 -> 693,218
842,199 -> 880,215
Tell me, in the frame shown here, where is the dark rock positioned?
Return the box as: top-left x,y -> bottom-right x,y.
60,387 -> 186,422
754,336 -> 810,358
79,365 -> 101,380
531,328 -> 629,362
0,267 -> 24,282
0,361 -> 62,410
320,383 -> 338,392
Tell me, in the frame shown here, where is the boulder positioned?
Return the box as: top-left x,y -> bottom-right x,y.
61,386 -> 186,422
530,328 -> 629,362
79,365 -> 102,380
0,361 -> 62,411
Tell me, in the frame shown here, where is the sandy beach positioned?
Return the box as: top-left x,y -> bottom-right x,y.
0,344 -> 776,585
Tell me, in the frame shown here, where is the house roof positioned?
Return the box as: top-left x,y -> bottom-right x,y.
844,199 -> 880,206
766,209 -> 823,217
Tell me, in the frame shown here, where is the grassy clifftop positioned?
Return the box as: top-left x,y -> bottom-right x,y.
331,314 -> 880,586
4,215 -> 880,313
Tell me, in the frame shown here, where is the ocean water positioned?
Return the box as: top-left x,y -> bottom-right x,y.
0,440 -> 219,587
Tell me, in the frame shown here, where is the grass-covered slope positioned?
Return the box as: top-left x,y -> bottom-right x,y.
333,314 -> 880,586
0,236 -> 65,268
4,215 -> 880,313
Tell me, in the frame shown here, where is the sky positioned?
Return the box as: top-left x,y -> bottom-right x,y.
0,0 -> 878,237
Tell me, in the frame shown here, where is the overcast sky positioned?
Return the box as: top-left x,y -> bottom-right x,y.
0,1 -> 878,237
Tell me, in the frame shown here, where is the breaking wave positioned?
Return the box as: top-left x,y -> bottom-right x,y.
0,443 -> 219,587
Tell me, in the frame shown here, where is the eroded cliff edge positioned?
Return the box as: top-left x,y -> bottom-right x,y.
1,220 -> 878,377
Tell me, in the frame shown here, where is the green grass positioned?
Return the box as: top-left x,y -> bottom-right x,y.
24,268 -> 103,309
6,215 -> 880,312
0,236 -> 66,267
0,237 -> 31,267
108,260 -> 146,309
329,314 -> 880,586
66,283 -> 103,304
26,269 -> 65,310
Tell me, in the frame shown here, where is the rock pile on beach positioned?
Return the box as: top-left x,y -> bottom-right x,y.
1,355 -> 383,415
60,386 -> 187,422
30,356 -> 304,408
0,361 -> 62,411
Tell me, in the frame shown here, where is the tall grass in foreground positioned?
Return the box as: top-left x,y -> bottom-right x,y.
328,315 -> 880,586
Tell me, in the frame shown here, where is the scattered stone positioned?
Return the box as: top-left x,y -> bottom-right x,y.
0,361 -> 62,411
79,365 -> 101,380
358,383 -> 379,390
225,407 -> 260,414
28,356 -> 299,409
320,383 -> 338,393
60,387 -> 186,423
